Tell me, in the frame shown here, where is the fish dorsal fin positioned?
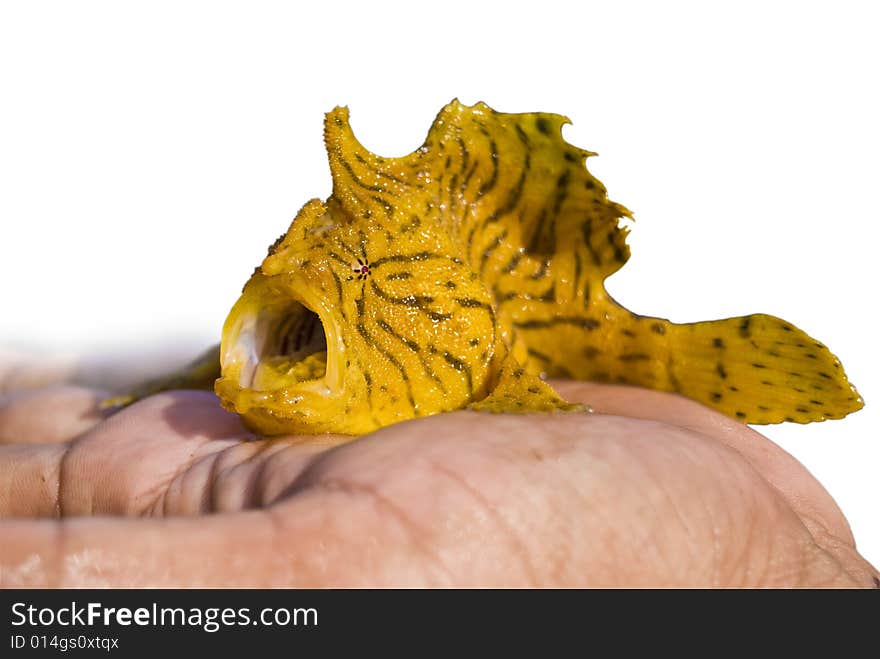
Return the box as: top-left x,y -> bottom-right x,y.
324,105 -> 435,222
323,100 -> 633,281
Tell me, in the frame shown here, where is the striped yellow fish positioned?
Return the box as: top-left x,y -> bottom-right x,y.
108,100 -> 863,435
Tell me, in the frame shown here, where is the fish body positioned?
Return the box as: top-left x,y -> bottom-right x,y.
112,100 -> 864,435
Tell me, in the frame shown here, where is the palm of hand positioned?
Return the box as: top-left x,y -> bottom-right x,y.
0,381 -> 875,587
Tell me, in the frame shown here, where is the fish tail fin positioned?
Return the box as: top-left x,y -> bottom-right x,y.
515,292 -> 862,424
665,314 -> 863,424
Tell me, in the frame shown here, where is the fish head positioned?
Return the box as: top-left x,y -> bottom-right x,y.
213,100 -> 620,435
215,197 -> 502,435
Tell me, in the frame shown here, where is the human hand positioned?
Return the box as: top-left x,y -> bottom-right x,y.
0,381 -> 876,587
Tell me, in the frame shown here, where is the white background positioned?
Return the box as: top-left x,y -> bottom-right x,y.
2,1 -> 877,568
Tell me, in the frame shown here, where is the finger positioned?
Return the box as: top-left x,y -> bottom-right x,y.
107,392 -> 344,517
0,391 -> 250,518
0,388 -> 344,519
0,514 -> 296,587
0,385 -> 109,444
551,381 -> 859,549
77,390 -> 348,517
0,444 -> 66,516
0,386 -> 107,516
1,472 -> 464,587
58,391 -> 255,516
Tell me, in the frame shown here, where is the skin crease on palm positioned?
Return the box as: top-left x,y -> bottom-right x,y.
0,380 -> 877,588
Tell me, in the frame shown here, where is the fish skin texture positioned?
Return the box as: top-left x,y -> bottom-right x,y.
108,100 -> 864,436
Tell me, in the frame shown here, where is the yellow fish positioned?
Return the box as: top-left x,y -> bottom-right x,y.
107,100 -> 863,435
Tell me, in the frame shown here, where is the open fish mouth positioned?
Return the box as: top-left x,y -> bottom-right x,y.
218,272 -> 344,414
233,300 -> 328,390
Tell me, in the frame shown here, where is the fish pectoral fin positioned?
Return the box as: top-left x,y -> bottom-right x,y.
468,350 -> 586,415
99,344 -> 222,411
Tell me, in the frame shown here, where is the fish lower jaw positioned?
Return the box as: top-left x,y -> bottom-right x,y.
214,377 -> 348,436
